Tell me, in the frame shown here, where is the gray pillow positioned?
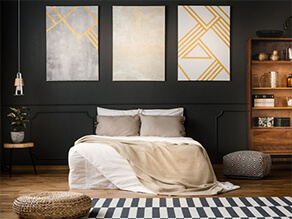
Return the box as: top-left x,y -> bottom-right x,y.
96,115 -> 140,136
140,115 -> 186,137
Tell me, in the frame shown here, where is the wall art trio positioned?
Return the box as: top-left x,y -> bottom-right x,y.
46,5 -> 230,82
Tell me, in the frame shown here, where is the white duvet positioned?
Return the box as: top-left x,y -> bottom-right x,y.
68,136 -> 239,194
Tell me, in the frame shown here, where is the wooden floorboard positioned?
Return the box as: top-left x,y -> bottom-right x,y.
0,164 -> 291,219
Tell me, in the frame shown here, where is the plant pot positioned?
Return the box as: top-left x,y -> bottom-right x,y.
11,131 -> 25,143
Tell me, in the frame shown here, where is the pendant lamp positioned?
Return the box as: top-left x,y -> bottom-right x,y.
14,0 -> 24,96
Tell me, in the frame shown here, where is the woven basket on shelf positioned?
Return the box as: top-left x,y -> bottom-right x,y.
13,191 -> 92,219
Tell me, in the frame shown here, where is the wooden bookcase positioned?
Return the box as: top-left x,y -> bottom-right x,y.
246,38 -> 292,157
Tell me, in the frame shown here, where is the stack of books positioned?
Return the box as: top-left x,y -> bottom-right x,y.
253,94 -> 274,107
255,117 -> 290,127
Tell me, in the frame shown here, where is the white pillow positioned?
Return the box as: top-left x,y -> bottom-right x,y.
97,107 -> 139,116
141,107 -> 184,116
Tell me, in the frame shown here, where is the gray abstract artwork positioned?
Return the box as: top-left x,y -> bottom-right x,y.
46,6 -> 99,81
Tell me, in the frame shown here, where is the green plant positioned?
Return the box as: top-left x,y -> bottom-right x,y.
7,107 -> 30,132
283,16 -> 292,31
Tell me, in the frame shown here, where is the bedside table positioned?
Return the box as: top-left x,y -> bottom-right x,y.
4,142 -> 37,177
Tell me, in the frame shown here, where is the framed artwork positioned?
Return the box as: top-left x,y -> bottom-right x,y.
113,6 -> 165,81
46,6 -> 99,81
178,6 -> 230,81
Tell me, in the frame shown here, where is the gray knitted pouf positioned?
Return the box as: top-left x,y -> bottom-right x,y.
223,150 -> 271,179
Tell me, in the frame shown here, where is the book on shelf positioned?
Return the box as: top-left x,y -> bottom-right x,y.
252,94 -> 274,99
252,94 -> 274,107
254,117 -> 291,127
274,118 -> 290,127
255,117 -> 274,127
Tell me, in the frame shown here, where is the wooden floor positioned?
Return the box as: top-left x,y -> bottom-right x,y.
0,164 -> 291,219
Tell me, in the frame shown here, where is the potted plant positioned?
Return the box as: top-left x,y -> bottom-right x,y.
283,16 -> 292,31
7,107 -> 30,143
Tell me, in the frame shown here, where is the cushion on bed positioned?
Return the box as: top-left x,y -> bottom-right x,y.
97,107 -> 139,116
141,108 -> 184,116
96,115 -> 140,136
140,115 -> 186,137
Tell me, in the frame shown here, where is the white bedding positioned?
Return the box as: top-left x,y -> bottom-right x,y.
68,136 -> 239,194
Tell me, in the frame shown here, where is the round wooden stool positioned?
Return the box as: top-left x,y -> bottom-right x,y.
4,142 -> 37,177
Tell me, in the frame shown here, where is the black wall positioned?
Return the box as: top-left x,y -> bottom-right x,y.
1,0 -> 291,165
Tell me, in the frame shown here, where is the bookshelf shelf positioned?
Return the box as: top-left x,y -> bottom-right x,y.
253,127 -> 291,130
252,107 -> 292,110
252,87 -> 292,90
252,61 -> 292,64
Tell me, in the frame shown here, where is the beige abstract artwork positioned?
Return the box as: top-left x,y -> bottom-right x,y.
113,6 -> 165,81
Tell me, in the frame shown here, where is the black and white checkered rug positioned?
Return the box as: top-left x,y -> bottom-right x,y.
84,197 -> 292,218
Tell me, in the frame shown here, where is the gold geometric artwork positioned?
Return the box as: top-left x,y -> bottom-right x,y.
46,6 -> 99,81
178,6 -> 230,81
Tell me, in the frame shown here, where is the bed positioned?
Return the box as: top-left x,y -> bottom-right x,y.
68,107 -> 239,196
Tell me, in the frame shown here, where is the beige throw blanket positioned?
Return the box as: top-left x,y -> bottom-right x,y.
75,136 -> 234,196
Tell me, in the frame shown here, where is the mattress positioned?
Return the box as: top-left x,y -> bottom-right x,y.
68,136 -> 238,194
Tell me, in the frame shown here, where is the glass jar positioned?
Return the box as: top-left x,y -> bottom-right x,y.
259,74 -> 269,87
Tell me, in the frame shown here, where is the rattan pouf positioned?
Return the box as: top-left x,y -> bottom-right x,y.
13,191 -> 91,219
223,150 -> 271,179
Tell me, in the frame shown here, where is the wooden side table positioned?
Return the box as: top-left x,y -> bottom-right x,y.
3,142 -> 37,177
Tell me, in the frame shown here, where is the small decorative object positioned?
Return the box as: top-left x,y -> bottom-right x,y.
258,117 -> 274,127
7,107 -> 30,143
259,74 -> 269,87
287,48 -> 292,61
287,73 -> 292,87
255,30 -> 284,38
270,50 -> 279,61
252,74 -> 259,87
269,71 -> 278,87
258,53 -> 268,61
287,96 -> 292,107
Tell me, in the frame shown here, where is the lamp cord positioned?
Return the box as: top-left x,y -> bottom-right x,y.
18,0 -> 20,73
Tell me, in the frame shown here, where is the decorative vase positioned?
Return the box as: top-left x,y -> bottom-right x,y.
269,71 -> 279,88
258,53 -> 268,61
11,131 -> 25,143
270,50 -> 279,61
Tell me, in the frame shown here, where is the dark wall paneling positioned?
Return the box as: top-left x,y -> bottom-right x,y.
1,0 -> 291,165
31,112 -> 94,160
216,110 -> 247,156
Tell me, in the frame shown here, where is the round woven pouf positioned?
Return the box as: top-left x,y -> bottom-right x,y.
13,191 -> 92,219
